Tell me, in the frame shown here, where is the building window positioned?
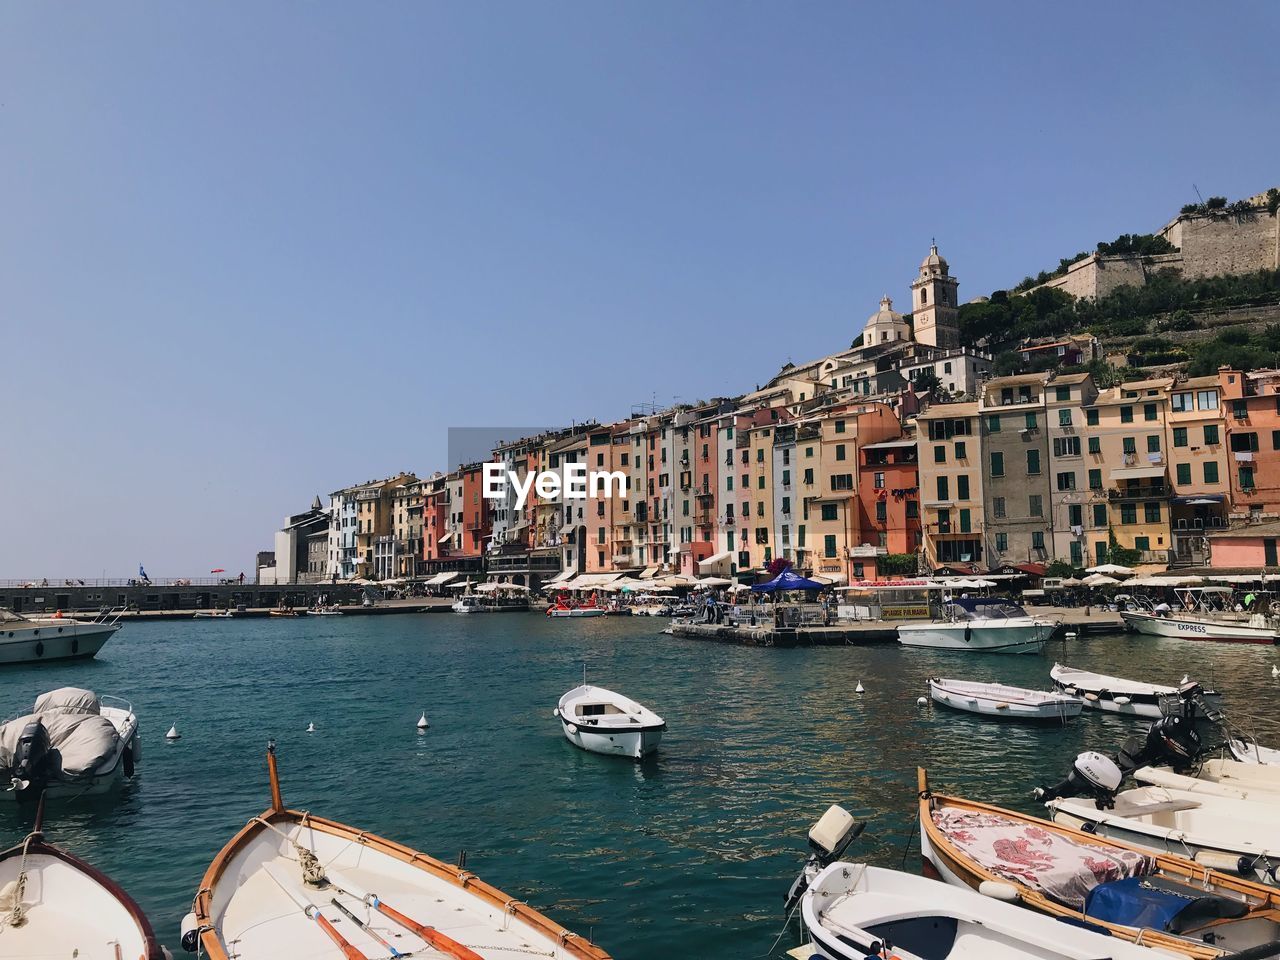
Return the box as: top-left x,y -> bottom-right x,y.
1093,503 -> 1107,527
1147,435 -> 1161,453
1173,427 -> 1188,447
823,535 -> 837,558
1025,413 -> 1037,430
1135,536 -> 1150,552
1176,463 -> 1191,485
782,497 -> 791,514
1087,436 -> 1101,455
1029,494 -> 1043,517
836,444 -> 847,461
1054,436 -> 1081,457
992,497 -> 1006,518
1088,468 -> 1102,489
957,475 -> 970,500
906,500 -> 918,518
1171,392 -> 1191,412
1055,386 -> 1070,401
955,441 -> 967,460
875,501 -> 886,522
1204,461 -> 1219,484
834,420 -> 846,434
1120,406 -> 1133,423
990,451 -> 1004,477
959,509 -> 972,533
1068,504 -> 1083,527
1122,437 -> 1137,455
1032,531 -> 1045,550
1204,424 -> 1220,445
937,476 -> 949,500
987,414 -> 1001,433
802,469 -> 813,485
1026,450 -> 1041,474
1058,409 -> 1072,426
933,445 -> 946,464
995,532 -> 1008,552
1144,501 -> 1161,523
1231,432 -> 1260,453
1144,404 -> 1157,421
1240,465 -> 1256,489
1056,472 -> 1076,491
1086,409 -> 1099,427
820,503 -> 838,521
1121,503 -> 1137,524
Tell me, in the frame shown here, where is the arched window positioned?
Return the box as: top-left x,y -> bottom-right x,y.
921,288 -> 928,304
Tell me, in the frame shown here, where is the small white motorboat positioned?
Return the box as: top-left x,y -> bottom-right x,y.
928,677 -> 1082,722
546,600 -> 608,618
0,798 -> 164,959
897,598 -> 1057,654
306,607 -> 343,616
1229,737 -> 1280,765
1047,785 -> 1280,885
0,607 -> 124,664
788,806 -> 1167,960
451,594 -> 487,613
554,683 -> 664,759
0,687 -> 141,802
1120,587 -> 1280,644
1050,663 -> 1224,719
187,744 -> 612,960
194,610 -> 233,619
1135,758 -> 1280,801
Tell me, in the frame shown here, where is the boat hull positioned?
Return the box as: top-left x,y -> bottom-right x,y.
547,607 -> 607,617
559,718 -> 663,759
0,622 -> 117,665
1121,610 -> 1279,644
898,620 -> 1053,654
928,679 -> 1082,721
1049,663 -> 1224,719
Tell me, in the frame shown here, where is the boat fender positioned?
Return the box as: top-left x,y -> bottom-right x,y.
552,708 -> 560,719
1063,687 -> 1077,696
132,734 -> 142,765
180,912 -> 200,953
1194,849 -> 1254,874
1113,696 -> 1131,705
162,947 -> 175,960
123,744 -> 135,778
994,702 -> 1010,710
977,880 -> 1019,902
564,722 -> 578,735
1083,692 -> 1099,702
916,697 -> 927,707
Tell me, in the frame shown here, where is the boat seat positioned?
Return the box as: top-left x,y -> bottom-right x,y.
1085,877 -> 1248,934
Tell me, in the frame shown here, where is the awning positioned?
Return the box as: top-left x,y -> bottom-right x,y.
1109,467 -> 1166,481
639,566 -> 659,579
1172,494 -> 1225,505
544,569 -> 574,585
424,571 -> 458,586
697,550 -> 733,571
437,532 -> 455,545
812,573 -> 847,585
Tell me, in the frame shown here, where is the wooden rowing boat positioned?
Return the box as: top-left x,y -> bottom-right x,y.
0,796 -> 164,960
927,677 -> 1082,721
917,768 -> 1280,960
189,743 -> 612,960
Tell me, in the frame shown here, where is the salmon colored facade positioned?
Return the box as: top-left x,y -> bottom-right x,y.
1219,367 -> 1280,515
857,436 -> 921,578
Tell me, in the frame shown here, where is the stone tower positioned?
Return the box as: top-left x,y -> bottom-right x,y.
910,243 -> 960,348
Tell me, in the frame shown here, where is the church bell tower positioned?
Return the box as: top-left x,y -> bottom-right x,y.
910,243 -> 960,349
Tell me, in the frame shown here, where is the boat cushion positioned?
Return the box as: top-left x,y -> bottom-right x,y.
932,808 -> 1154,909
1085,877 -> 1248,934
34,687 -> 100,716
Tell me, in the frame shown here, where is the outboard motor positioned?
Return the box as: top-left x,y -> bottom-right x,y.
1033,751 -> 1122,808
8,719 -> 51,797
1118,713 -> 1203,774
785,804 -> 866,912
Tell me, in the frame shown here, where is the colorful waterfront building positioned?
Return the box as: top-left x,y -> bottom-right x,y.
915,402 -> 984,571
1208,519 -> 1280,568
977,375 -> 1053,569
1044,372 -> 1099,569
857,433 -> 921,577
1219,367 -> 1280,518
1165,375 -> 1231,566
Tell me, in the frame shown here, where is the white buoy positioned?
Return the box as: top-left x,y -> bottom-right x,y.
1272,665 -> 1279,678
416,711 -> 429,731
1065,631 -> 1077,640
165,724 -> 181,741
916,696 -> 927,707
306,722 -> 316,733
855,681 -> 865,694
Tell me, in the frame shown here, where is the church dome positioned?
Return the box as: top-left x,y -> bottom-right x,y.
867,295 -> 904,327
920,243 -> 948,274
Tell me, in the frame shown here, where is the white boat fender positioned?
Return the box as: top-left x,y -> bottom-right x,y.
1272,664 -> 1278,678
416,712 -> 429,731
1194,849 -> 1255,874
977,880 -> 1020,902
1065,631 -> 1077,640
564,722 -> 578,735
916,697 -> 927,707
552,707 -> 560,718
1113,696 -> 1131,705
1083,692 -> 1099,702
994,702 -> 1010,710
165,724 -> 181,741
180,911 -> 200,953
855,681 -> 865,694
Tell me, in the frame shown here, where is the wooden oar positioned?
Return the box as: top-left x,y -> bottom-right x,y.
263,864 -> 369,960
330,898 -> 405,959
326,868 -> 486,960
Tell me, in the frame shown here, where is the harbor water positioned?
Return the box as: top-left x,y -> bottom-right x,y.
0,614 -> 1277,959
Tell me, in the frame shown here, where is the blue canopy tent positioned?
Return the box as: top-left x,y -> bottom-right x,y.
751,569 -> 827,592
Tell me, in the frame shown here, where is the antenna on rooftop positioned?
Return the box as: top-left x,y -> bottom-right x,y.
1192,184 -> 1204,205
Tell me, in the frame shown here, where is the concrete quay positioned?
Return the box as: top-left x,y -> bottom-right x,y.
101,597 -> 456,622
669,605 -> 1124,648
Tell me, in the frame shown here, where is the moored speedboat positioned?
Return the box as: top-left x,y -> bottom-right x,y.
306,606 -> 343,616
546,599 -> 607,618
1050,662 -> 1224,719
0,608 -> 123,665
554,684 -> 664,759
1135,757 -> 1280,801
194,610 -> 233,619
1120,587 -> 1280,644
451,594 -> 486,613
186,743 -> 612,960
917,768 -> 1280,959
0,797 -> 164,959
927,677 -> 1082,722
0,687 -> 141,801
897,598 -> 1056,654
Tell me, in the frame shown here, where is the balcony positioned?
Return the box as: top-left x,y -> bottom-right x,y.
1107,485 -> 1170,501
848,545 -> 887,558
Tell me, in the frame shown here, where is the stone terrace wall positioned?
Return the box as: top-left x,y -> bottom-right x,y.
1162,209 -> 1279,280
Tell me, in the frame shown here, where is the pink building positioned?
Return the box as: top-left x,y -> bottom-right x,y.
1208,520 -> 1280,569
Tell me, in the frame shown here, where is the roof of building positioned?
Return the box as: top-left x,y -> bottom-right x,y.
917,402 -> 978,420
1178,375 -> 1220,389
1208,519 -> 1280,539
983,373 -> 1049,388
1049,372 -> 1092,385
919,244 -> 948,274
1120,377 -> 1175,392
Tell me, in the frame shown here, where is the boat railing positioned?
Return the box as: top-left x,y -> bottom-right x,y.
94,605 -> 128,625
98,694 -> 135,716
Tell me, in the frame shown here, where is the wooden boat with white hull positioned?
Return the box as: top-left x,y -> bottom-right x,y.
928,677 -> 1082,722
1050,663 -> 1224,719
0,796 -> 164,959
187,743 -> 611,960
554,683 -> 665,759
917,768 -> 1280,960
1135,757 -> 1280,801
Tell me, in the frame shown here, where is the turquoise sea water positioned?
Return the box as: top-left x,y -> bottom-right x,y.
0,614 -> 1277,959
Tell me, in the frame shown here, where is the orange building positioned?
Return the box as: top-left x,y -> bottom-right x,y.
1219,367 -> 1280,516
857,435 -> 921,577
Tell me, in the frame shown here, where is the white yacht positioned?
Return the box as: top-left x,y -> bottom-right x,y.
0,608 -> 123,664
1120,587 -> 1280,644
554,683 -> 665,759
897,598 -> 1057,654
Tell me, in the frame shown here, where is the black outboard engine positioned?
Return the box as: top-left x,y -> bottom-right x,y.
8,719 -> 51,798
1118,713 -> 1203,774
1034,751 -> 1123,808
785,804 -> 866,912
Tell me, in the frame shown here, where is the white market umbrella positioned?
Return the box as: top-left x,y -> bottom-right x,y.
1059,577 -> 1084,587
1085,563 -> 1135,576
1083,573 -> 1120,586
696,576 -> 734,587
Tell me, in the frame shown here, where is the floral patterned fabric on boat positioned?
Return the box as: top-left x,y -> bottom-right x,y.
933,807 -> 1154,909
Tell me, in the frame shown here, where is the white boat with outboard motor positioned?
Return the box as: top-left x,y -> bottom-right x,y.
0,687 -> 140,802
185,743 -> 613,960
0,607 -> 124,664
194,610 -> 233,619
1050,663 -> 1224,719
0,796 -> 165,960
786,804 -> 1195,960
1120,587 -> 1280,645
897,597 -> 1057,654
554,681 -> 664,759
1135,758 -> 1280,801
927,677 -> 1082,721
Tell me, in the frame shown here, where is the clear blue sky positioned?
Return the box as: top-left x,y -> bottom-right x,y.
3,2 -> 1278,578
